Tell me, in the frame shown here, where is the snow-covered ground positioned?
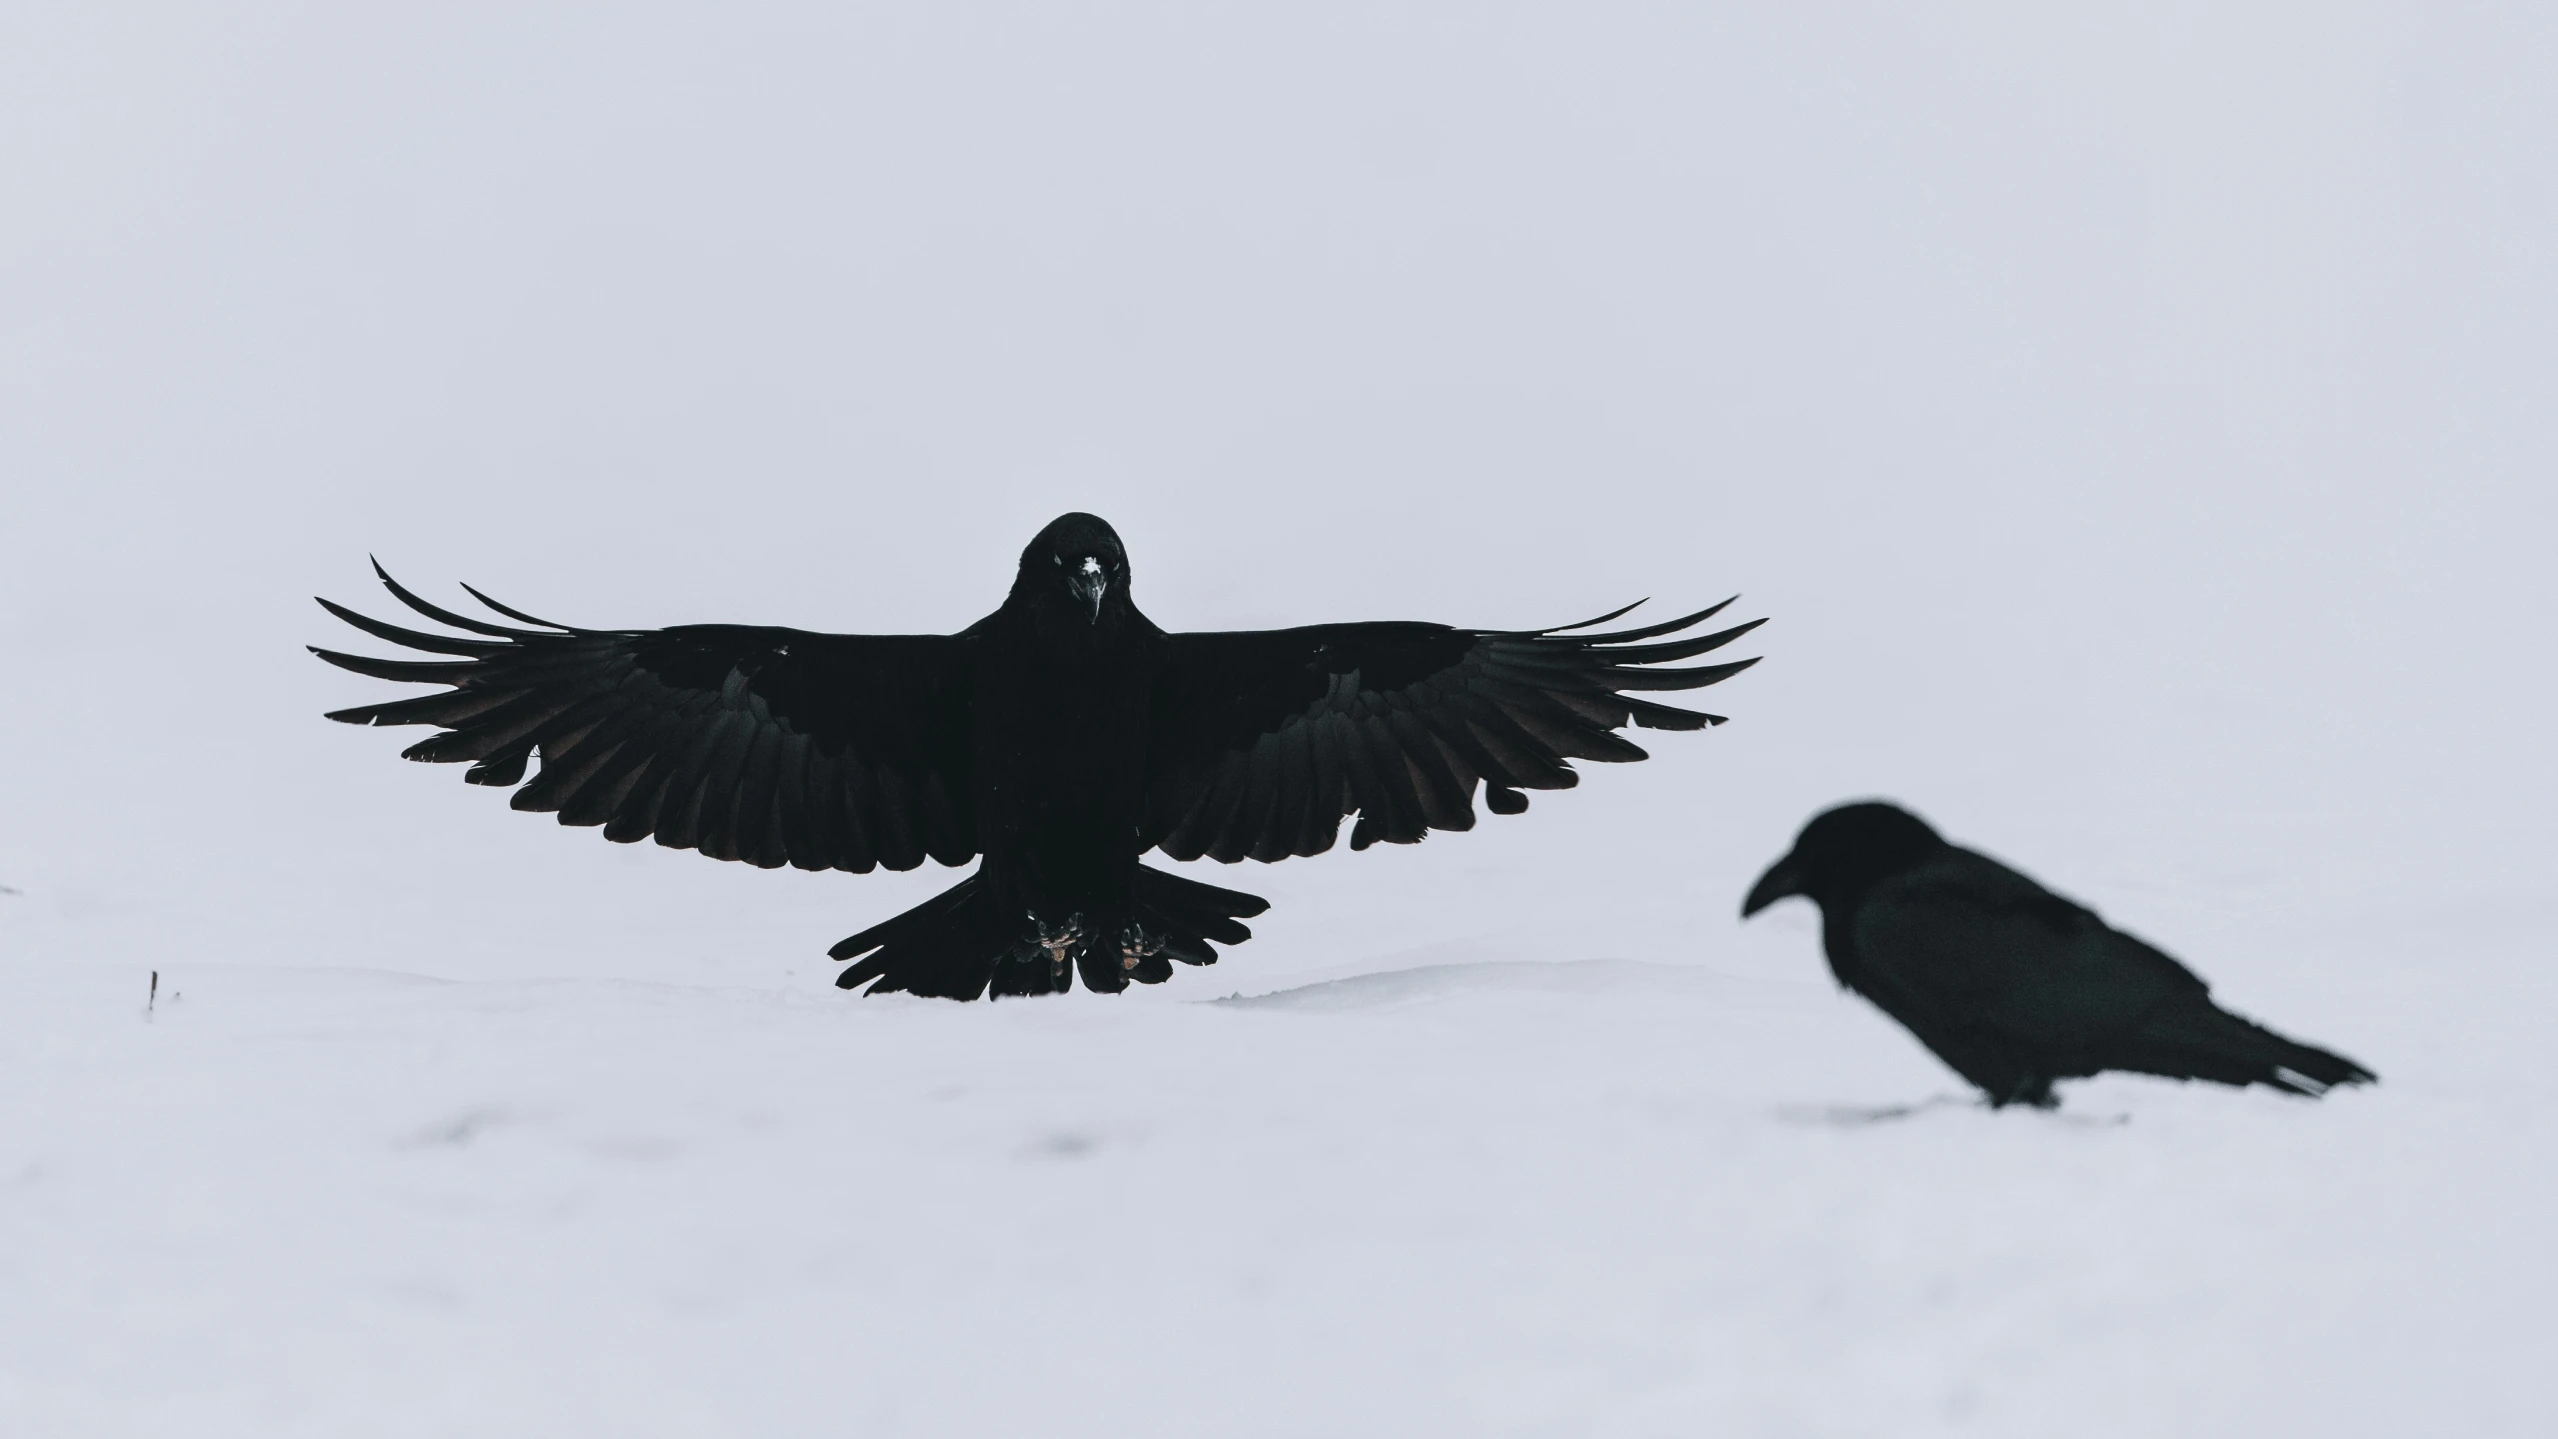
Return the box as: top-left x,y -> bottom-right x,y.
4,936 -> 2545,1437
5,5 -> 2553,1435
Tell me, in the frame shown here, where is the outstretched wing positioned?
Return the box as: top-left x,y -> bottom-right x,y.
1144,600 -> 1763,863
312,563 -> 974,873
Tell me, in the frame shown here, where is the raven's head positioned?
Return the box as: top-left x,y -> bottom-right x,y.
1742,801 -> 1945,917
1016,512 -> 1131,626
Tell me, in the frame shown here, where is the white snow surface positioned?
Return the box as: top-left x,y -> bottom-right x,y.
4,4 -> 2554,1435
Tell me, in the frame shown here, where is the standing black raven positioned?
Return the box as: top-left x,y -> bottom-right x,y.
314,513 -> 1762,1000
1741,801 -> 2375,1107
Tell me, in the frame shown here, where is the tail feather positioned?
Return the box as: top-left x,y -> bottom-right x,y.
1130,866 -> 1268,952
831,866 -> 1269,1001
830,876 -> 1018,1000
2113,998 -> 2377,1097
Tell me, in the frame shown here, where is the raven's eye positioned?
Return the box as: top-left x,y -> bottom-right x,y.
1052,555 -> 1062,566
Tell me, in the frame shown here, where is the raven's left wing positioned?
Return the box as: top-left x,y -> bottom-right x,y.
311,564 -> 975,874
1143,601 -> 1762,863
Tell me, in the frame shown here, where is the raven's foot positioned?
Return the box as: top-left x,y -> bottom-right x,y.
1011,913 -> 1088,987
1993,1077 -> 2059,1110
1119,922 -> 1166,973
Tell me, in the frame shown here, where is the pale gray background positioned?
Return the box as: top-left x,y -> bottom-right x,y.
4,3 -> 2548,983
3,5 -> 2551,1435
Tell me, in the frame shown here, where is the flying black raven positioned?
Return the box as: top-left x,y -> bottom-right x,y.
314,513 -> 1762,999
1742,801 -> 2375,1107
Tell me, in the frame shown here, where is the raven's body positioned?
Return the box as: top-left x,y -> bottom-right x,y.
955,538 -> 1173,993
971,574 -> 1155,924
316,513 -> 1763,999
1744,802 -> 2374,1106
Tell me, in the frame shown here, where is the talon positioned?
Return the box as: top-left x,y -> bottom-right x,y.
1119,922 -> 1165,973
1017,912 -> 1089,980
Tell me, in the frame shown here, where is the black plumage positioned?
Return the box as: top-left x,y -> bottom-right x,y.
1742,801 -> 2375,1107
315,513 -> 1762,999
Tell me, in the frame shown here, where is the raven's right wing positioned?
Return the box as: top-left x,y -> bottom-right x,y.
1852,851 -> 2207,1046
312,564 -> 975,873
1143,600 -> 1763,863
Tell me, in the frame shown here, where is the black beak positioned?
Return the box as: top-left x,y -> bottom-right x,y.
1067,559 -> 1107,623
1741,854 -> 1806,918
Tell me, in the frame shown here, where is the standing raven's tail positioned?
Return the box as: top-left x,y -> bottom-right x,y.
2112,996 -> 2378,1097
830,865 -> 1268,1001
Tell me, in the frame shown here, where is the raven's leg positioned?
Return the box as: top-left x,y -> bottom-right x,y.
1116,922 -> 1176,985
1995,1076 -> 2059,1110
995,911 -> 1089,991
1012,912 -> 1089,989
1903,1021 -> 2052,1109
